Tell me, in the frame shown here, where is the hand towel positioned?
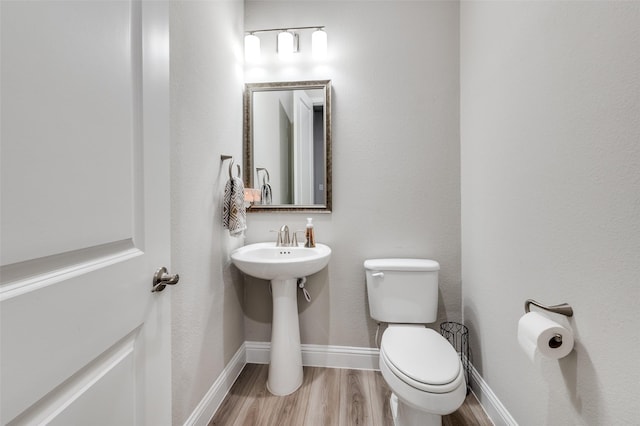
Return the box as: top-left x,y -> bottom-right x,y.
261,182 -> 272,205
223,176 -> 247,236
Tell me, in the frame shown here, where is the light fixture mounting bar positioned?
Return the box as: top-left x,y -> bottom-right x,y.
246,26 -> 325,34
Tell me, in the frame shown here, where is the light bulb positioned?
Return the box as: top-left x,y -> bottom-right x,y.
312,28 -> 327,60
277,31 -> 294,60
244,33 -> 260,62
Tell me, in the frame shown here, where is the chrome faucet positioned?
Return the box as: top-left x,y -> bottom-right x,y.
276,225 -> 291,247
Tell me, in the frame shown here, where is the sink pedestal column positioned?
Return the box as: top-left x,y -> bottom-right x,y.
267,278 -> 303,396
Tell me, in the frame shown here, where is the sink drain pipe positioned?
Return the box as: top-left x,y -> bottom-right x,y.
297,277 -> 311,302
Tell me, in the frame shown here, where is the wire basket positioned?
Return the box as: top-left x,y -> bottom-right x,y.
440,321 -> 470,393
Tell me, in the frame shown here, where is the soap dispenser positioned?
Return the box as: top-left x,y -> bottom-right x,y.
304,218 -> 316,248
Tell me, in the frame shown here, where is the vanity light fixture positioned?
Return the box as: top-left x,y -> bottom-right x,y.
244,33 -> 261,62
244,26 -> 327,61
311,28 -> 327,59
277,31 -> 295,60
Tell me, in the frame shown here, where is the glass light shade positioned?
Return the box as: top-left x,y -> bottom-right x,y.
312,29 -> 327,59
277,31 -> 294,60
244,34 -> 260,62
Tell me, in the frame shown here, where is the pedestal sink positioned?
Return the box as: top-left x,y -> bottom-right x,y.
230,242 -> 331,395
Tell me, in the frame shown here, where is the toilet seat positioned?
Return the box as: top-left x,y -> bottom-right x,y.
380,327 -> 464,394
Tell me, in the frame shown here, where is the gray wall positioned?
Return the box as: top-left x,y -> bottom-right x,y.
243,1 -> 461,347
170,1 -> 245,424
460,2 -> 640,425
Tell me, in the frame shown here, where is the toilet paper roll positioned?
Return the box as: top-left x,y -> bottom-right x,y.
517,312 -> 574,362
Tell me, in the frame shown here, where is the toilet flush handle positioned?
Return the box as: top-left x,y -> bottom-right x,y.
371,272 -> 384,278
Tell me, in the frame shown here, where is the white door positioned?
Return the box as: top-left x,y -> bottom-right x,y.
293,91 -> 314,205
1,1 -> 172,425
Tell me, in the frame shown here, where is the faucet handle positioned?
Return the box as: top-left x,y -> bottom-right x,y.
292,230 -> 305,246
270,229 -> 284,246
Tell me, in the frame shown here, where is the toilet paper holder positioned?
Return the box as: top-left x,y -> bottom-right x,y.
524,299 -> 574,317
523,299 -> 574,350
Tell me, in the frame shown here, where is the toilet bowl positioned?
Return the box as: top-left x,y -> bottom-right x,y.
379,325 -> 466,426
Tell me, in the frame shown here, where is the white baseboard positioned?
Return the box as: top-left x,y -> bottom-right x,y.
245,341 -> 380,371
182,343 -> 246,426
244,341 -> 270,364
468,362 -> 518,426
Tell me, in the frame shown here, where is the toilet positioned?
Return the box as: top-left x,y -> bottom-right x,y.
364,258 -> 466,426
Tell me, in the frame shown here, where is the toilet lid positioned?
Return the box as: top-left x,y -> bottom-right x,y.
381,327 -> 461,387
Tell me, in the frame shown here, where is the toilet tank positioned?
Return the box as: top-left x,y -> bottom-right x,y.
364,258 -> 440,323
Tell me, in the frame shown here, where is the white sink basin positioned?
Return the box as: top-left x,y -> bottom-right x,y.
230,241 -> 331,396
231,242 -> 331,281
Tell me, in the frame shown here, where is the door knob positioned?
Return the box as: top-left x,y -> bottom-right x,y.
152,267 -> 180,292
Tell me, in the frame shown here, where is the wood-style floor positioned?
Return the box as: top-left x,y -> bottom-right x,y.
210,364 -> 493,426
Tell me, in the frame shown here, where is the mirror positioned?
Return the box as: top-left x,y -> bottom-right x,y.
244,80 -> 331,212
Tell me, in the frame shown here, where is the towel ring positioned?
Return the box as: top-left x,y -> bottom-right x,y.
220,155 -> 240,179
226,159 -> 241,179
256,167 -> 270,184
